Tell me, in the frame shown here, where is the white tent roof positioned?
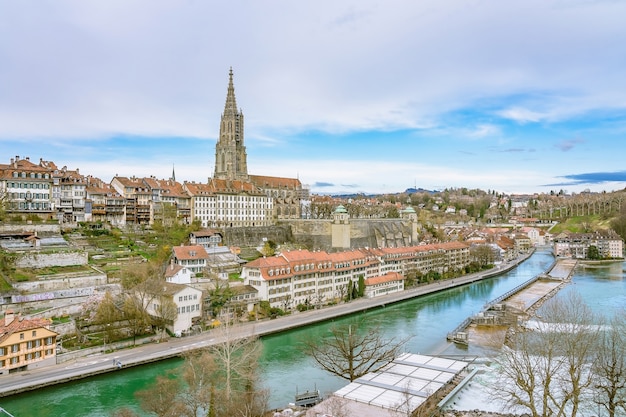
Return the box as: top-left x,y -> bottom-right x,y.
331,353 -> 469,414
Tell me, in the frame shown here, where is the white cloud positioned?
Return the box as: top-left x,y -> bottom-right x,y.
1,0 -> 626,139
496,107 -> 546,124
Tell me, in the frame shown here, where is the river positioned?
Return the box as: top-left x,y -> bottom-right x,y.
1,249 -> 623,416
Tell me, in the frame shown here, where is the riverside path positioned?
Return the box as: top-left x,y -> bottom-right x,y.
0,252 -> 533,398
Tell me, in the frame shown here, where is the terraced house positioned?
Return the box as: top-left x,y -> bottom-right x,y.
241,242 -> 470,308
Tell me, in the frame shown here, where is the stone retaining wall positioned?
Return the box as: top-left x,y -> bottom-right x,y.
15,251 -> 88,268
12,272 -> 107,293
0,224 -> 61,234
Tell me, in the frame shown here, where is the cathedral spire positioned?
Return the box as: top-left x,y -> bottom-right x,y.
223,67 -> 238,118
214,68 -> 248,181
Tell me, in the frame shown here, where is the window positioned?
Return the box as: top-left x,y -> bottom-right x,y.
19,333 -> 24,340
32,330 -> 37,337
11,344 -> 18,353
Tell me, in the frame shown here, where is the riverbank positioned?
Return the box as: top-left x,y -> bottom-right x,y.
0,251 -> 535,398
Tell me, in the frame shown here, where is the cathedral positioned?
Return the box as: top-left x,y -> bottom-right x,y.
185,69 -> 308,228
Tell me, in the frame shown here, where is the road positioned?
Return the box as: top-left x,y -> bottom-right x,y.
0,252 -> 533,398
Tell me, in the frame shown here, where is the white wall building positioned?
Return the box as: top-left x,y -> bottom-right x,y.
145,283 -> 203,336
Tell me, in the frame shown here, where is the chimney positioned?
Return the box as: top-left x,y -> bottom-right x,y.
4,310 -> 15,326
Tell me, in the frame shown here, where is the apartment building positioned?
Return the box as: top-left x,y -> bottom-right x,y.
110,176 -> 153,225
0,156 -> 54,219
184,179 -> 273,228
85,180 -> 126,226
0,311 -> 58,375
142,177 -> 191,225
241,242 -> 470,308
553,230 -> 624,259
52,166 -> 87,223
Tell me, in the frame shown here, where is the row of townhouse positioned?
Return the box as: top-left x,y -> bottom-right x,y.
0,156 -> 306,227
0,157 -> 88,223
553,230 -> 624,259
240,242 -> 471,309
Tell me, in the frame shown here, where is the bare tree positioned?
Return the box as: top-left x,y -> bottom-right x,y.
314,395 -> 351,417
135,373 -> 182,417
0,188 -> 8,221
301,321 -> 410,382
470,244 -> 495,268
592,310 -> 626,417
491,291 -> 600,417
152,297 -> 178,341
122,294 -> 152,345
134,322 -> 267,417
209,317 -> 263,402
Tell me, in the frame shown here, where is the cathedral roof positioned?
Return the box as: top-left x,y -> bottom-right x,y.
249,175 -> 302,189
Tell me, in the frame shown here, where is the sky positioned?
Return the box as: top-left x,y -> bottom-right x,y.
1,0 -> 626,196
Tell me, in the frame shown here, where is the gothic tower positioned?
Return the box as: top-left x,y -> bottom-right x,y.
214,68 -> 249,181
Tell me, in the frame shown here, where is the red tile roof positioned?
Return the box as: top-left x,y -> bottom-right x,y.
365,272 -> 404,286
249,175 -> 301,189
173,245 -> 209,260
0,316 -> 54,344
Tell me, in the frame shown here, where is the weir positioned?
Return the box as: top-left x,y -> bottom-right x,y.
446,258 -> 577,345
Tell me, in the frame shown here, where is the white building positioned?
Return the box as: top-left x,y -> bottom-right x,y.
553,230 -> 624,259
172,244 -> 210,275
364,272 -> 405,298
145,283 -> 203,336
164,262 -> 192,284
241,243 -> 470,309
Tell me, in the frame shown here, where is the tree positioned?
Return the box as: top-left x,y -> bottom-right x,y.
490,291 -> 600,417
135,373 -> 182,417
122,294 -> 152,345
134,320 -> 268,417
301,321 -> 410,382
592,310 -> 626,417
470,244 -> 495,268
94,290 -> 122,343
586,245 -> 600,260
207,277 -> 234,318
120,261 -> 162,290
357,275 -> 365,298
0,188 -> 8,221
152,297 -> 178,341
260,240 -> 277,257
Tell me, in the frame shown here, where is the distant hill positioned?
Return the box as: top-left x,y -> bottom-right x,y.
325,188 -> 437,198
404,187 -> 437,194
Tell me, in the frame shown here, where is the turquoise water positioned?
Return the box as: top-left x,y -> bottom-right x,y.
3,249 -> 622,416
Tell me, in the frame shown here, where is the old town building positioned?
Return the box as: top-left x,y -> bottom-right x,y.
553,230 -> 624,259
241,242 -> 470,308
0,311 -> 58,375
